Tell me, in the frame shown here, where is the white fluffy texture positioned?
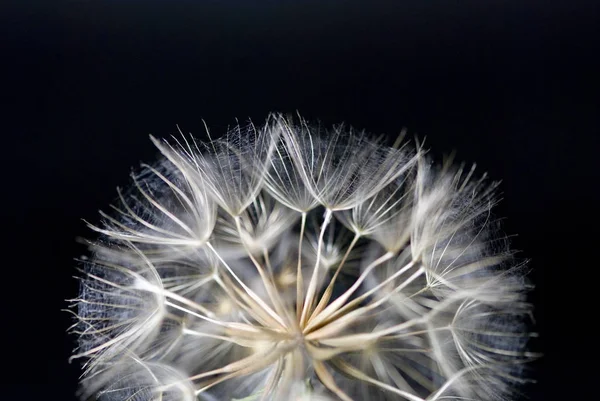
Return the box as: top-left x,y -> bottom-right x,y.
69,113 -> 534,401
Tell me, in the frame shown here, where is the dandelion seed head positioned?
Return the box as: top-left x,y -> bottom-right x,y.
69,113 -> 534,401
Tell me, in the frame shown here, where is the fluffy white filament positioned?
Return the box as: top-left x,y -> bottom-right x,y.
68,113 -> 534,401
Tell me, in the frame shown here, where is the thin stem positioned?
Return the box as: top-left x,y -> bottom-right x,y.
296,212 -> 307,320
206,242 -> 287,330
304,251 -> 394,332
190,341 -> 294,393
317,264 -> 424,332
306,267 -> 425,340
313,360 -> 353,401
260,357 -> 285,401
427,364 -> 493,401
144,283 -> 217,318
182,328 -> 247,346
305,340 -> 375,361
164,301 -> 234,330
263,247 -> 296,326
300,208 -> 332,326
382,326 -> 451,340
216,273 -> 285,329
330,358 -> 426,401
233,215 -> 289,324
309,232 -> 361,321
309,317 -> 424,347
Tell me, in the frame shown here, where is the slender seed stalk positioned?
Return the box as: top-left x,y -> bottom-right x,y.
309,232 -> 361,321
296,212 -> 307,320
300,208 -> 332,327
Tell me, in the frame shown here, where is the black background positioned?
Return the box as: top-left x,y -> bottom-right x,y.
3,1 -> 598,400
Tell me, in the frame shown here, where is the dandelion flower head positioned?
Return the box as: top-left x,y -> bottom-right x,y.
69,113 -> 534,401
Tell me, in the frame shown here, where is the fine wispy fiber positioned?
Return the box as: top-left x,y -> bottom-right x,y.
67,113 -> 536,401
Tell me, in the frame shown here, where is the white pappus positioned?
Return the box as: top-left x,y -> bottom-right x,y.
67,113 -> 536,401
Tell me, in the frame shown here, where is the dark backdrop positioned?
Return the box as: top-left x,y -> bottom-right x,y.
3,1 -> 598,400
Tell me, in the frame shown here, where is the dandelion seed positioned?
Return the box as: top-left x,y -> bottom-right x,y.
69,113 -> 535,401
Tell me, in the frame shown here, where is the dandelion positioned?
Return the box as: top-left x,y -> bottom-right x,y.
68,113 -> 535,401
